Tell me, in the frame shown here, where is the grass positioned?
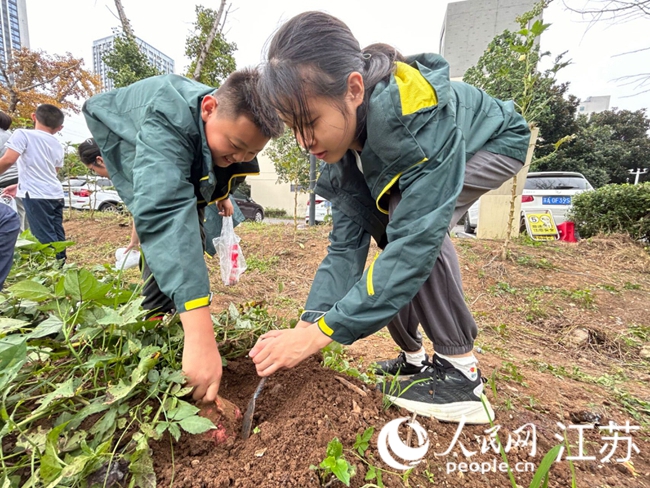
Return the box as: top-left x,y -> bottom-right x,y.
245,254 -> 280,273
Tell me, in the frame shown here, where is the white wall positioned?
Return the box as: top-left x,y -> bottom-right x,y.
248,152 -> 309,218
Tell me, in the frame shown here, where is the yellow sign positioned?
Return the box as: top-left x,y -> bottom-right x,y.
524,211 -> 559,241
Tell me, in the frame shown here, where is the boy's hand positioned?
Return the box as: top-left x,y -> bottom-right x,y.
1,184 -> 17,198
249,325 -> 332,376
125,221 -> 140,252
180,308 -> 222,403
217,198 -> 234,217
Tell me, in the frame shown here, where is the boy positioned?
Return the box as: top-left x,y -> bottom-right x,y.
82,70 -> 283,404
0,104 -> 66,260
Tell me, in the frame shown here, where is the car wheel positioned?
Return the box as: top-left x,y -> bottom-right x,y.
463,213 -> 475,234
254,210 -> 263,222
99,202 -> 119,212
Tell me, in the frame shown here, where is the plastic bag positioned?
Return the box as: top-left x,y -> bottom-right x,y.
213,216 -> 247,286
115,247 -> 141,270
1,194 -> 17,214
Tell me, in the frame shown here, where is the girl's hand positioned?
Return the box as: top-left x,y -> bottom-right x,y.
217,198 -> 234,217
249,325 -> 332,376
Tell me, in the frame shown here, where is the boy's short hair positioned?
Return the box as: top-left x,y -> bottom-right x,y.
0,111 -> 12,131
215,68 -> 283,138
35,104 -> 64,130
78,138 -> 101,165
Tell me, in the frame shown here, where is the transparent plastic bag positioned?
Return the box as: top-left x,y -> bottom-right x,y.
114,247 -> 140,270
213,216 -> 247,286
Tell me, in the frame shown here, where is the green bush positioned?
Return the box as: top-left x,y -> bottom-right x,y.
569,183 -> 650,240
265,207 -> 289,218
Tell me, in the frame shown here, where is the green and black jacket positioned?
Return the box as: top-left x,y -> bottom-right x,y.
301,53 -> 530,344
83,74 -> 258,313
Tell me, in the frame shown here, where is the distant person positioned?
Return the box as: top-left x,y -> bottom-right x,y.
250,11 -> 530,424
0,111 -> 27,231
0,104 -> 66,261
82,71 -> 283,404
0,199 -> 20,290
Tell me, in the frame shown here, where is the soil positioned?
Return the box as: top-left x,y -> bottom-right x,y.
63,213 -> 650,488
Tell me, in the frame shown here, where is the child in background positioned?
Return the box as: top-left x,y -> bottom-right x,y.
0,104 -> 65,260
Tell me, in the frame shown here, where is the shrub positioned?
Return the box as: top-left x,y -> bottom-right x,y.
265,207 -> 288,218
569,183 -> 650,240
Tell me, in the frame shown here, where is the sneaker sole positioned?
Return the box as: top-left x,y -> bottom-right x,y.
386,393 -> 496,425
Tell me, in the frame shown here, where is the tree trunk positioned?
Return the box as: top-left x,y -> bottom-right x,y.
114,0 -> 134,38
293,184 -> 298,234
192,0 -> 227,81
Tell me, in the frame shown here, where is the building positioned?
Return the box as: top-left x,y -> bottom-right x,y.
92,34 -> 175,91
577,96 -> 610,117
0,0 -> 30,72
440,0 -> 538,79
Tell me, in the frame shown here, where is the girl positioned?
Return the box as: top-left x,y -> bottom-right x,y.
249,11 -> 530,424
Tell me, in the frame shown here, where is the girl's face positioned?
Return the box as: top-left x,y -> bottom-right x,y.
284,72 -> 365,164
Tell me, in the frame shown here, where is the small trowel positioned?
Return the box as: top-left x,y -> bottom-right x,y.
241,377 -> 267,439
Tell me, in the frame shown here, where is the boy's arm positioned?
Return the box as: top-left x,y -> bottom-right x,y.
128,110 -> 221,402
0,149 -> 20,175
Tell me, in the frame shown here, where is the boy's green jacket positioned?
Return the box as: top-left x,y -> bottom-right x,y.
82,75 -> 258,314
301,53 -> 530,344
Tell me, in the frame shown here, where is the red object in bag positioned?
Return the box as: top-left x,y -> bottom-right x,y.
229,244 -> 239,285
557,221 -> 577,242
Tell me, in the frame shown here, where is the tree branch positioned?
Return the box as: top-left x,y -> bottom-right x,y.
192,0 -> 227,81
21,61 -> 82,92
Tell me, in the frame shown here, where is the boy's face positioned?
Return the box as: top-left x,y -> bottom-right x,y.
201,95 -> 269,168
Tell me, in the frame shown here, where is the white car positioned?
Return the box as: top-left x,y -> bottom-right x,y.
463,171 -> 594,234
305,194 -> 332,223
62,177 -> 124,212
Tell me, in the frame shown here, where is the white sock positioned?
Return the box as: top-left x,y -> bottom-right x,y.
404,348 -> 427,367
437,353 -> 479,381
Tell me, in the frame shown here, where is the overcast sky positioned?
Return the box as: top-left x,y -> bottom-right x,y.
24,0 -> 650,143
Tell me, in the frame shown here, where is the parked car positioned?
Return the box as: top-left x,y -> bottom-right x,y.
61,176 -> 124,212
463,171 -> 594,234
305,195 -> 332,223
233,194 -> 264,222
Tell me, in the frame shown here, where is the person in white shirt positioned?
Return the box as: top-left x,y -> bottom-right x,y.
0,104 -> 66,260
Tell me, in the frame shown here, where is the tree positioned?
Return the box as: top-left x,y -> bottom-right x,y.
264,127 -> 310,227
534,109 -> 650,186
564,0 -> 650,95
0,48 -> 100,121
103,35 -> 161,88
186,4 -> 237,88
102,0 -> 161,89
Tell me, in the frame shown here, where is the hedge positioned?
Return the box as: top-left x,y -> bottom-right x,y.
569,182 -> 650,240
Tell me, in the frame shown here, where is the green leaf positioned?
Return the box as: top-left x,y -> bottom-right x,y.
168,400 -> 199,421
365,465 -> 377,481
168,422 -> 181,442
0,318 -> 29,335
320,456 -> 336,471
528,444 -> 562,488
8,281 -> 52,301
331,458 -> 351,486
178,415 -> 216,435
326,437 -> 343,459
129,448 -> 156,488
354,426 -> 374,456
27,316 -> 63,340
63,269 -> 95,301
40,423 -> 67,486
33,378 -> 77,416
0,336 -> 27,392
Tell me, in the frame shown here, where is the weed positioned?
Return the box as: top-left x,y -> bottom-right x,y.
499,362 -> 527,386
310,438 -> 355,486
563,288 -> 595,308
623,282 -> 642,290
245,254 -> 280,273
597,283 -> 619,294
516,255 -> 555,269
490,281 -> 518,295
322,343 -> 375,385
